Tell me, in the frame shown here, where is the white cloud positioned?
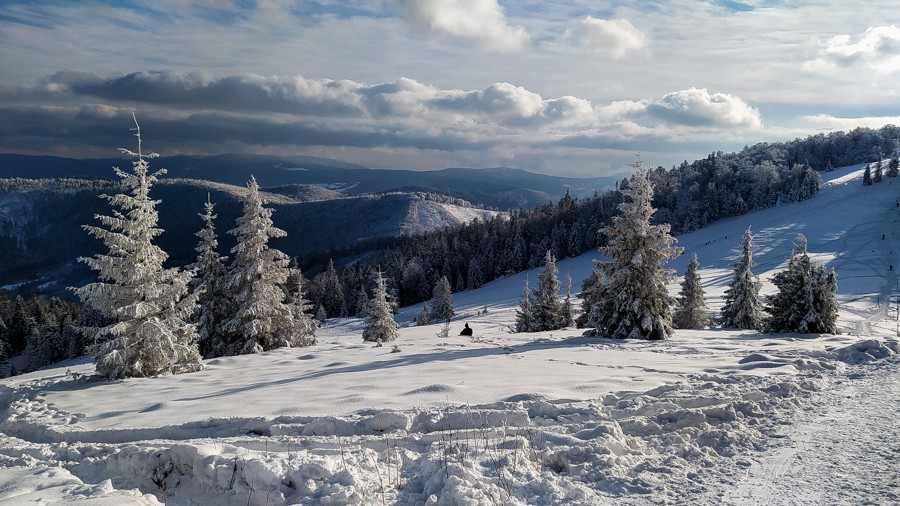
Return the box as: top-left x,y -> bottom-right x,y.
393,0 -> 529,52
805,25 -> 900,74
564,16 -> 645,58
646,88 -> 762,128
802,113 -> 900,131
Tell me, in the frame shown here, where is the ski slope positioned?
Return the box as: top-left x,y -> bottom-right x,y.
0,163 -> 898,505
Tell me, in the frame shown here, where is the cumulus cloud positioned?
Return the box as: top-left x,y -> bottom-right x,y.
646,88 -> 762,128
564,16 -> 645,58
393,0 -> 529,52
805,25 -> 900,74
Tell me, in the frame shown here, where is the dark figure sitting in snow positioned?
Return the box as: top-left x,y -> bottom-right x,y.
459,323 -> 473,336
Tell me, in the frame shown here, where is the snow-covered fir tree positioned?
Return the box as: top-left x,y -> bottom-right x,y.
889,155 -> 899,177
429,275 -> 455,323
863,165 -> 873,186
531,250 -> 564,332
416,304 -> 430,326
75,116 -> 201,378
223,176 -> 312,354
562,274 -> 576,328
587,162 -> 682,340
362,269 -> 399,342
576,268 -> 603,328
354,286 -> 369,318
720,227 -> 764,329
515,277 -> 534,333
318,259 -> 345,319
286,267 -> 317,345
874,159 -> 883,183
191,196 -> 231,358
673,252 -> 710,329
765,234 -> 838,333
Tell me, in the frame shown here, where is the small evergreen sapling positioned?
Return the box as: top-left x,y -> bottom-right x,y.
673,252 -> 711,329
562,274 -> 576,328
515,277 -> 534,333
429,275 -> 455,322
286,267 -> 317,345
532,250 -> 564,332
416,305 -> 430,326
363,269 -> 399,342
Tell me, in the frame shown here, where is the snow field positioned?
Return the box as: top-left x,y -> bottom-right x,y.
1,163 -> 900,504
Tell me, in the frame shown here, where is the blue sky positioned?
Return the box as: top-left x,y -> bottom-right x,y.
1,0 -> 898,176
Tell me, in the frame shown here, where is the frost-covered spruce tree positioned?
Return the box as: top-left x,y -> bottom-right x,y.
429,275 -> 455,322
532,250 -> 564,331
191,196 -> 231,358
576,268 -> 603,328
863,165 -> 873,186
416,304 -> 430,326
286,267 -> 317,345
889,155 -> 900,177
591,162 -> 682,340
562,274 -> 576,328
673,252 -> 710,329
515,277 -> 534,333
75,116 -> 201,378
765,234 -> 838,333
720,227 -> 763,329
319,259 -> 345,318
223,177 -> 307,354
363,269 -> 399,342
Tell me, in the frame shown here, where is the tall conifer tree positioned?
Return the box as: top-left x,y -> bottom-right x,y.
191,196 -> 230,358
223,177 -> 312,354
75,115 -> 201,378
589,162 -> 682,340
720,227 -> 764,329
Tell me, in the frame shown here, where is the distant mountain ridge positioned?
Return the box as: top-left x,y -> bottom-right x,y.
0,153 -> 622,209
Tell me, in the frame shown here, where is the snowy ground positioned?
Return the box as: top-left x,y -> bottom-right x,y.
1,163 -> 899,505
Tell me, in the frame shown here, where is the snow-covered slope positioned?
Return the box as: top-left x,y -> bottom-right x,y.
400,195 -> 502,236
1,164 -> 898,505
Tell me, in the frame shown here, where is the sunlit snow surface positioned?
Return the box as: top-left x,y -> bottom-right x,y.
2,163 -> 899,505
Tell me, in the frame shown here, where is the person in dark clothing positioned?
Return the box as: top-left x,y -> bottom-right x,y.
459,322 -> 473,336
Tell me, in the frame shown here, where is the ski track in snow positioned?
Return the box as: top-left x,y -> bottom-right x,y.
1,163 -> 900,505
731,357 -> 900,506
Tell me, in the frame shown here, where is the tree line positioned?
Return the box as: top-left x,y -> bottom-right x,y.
513,166 -> 838,339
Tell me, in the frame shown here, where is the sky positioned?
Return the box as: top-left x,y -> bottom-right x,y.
1,0 -> 899,176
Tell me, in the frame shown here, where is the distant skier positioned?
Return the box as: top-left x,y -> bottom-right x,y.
459,322 -> 473,336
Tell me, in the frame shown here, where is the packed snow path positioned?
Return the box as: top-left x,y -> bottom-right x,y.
732,356 -> 900,505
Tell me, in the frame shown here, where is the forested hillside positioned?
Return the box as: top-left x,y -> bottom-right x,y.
310,125 -> 900,313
